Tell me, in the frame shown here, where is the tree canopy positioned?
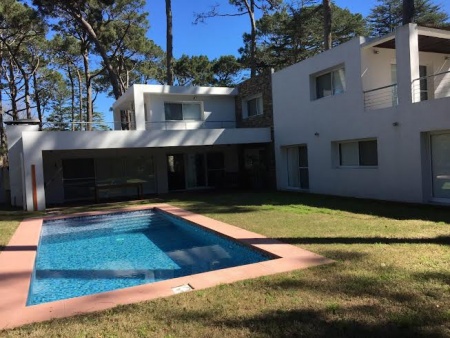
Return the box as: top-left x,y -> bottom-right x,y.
239,2 -> 367,72
367,0 -> 449,36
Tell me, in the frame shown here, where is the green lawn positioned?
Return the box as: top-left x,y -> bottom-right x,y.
1,191 -> 450,337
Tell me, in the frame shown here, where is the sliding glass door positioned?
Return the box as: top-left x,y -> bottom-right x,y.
286,145 -> 309,189
431,133 -> 450,199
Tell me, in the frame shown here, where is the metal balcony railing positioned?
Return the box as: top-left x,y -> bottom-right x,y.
363,84 -> 398,110
145,120 -> 236,130
41,120 -> 237,131
42,121 -> 115,131
412,70 -> 450,103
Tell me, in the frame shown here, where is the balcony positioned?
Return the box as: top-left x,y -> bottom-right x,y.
411,70 -> 450,103
145,120 -> 236,130
363,70 -> 450,110
364,84 -> 398,111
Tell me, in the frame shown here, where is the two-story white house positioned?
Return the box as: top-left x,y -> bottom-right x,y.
273,24 -> 450,204
6,86 -> 271,211
6,23 -> 450,210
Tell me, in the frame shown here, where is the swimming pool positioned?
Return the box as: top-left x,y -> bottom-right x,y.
27,208 -> 272,305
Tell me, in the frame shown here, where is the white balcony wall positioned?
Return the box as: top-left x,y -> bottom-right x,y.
361,47 -> 396,92
112,85 -> 237,130
416,51 -> 450,100
144,94 -> 236,130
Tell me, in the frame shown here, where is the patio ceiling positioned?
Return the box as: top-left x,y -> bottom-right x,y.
374,35 -> 450,54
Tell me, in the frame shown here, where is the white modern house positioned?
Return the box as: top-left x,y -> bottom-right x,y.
6,86 -> 271,211
272,24 -> 450,204
5,23 -> 450,210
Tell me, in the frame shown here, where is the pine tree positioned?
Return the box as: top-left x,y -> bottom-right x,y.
367,0 -> 449,37
239,3 -> 367,71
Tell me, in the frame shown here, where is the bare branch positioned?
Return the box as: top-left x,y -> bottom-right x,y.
193,4 -> 247,24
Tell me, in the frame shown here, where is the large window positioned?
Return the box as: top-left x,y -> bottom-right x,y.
243,95 -> 263,118
431,133 -> 450,199
339,139 -> 378,167
315,67 -> 346,99
286,145 -> 309,189
62,158 -> 95,200
164,102 -> 202,121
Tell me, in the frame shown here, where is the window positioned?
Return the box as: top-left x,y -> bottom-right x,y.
164,102 -> 202,121
286,145 -> 309,189
431,133 -> 450,199
315,67 -> 346,99
243,95 -> 263,118
339,140 -> 378,167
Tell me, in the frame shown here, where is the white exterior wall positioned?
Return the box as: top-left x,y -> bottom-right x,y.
5,124 -> 40,208
273,24 -> 450,204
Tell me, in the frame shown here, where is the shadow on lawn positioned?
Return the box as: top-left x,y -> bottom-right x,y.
163,190 -> 450,223
213,306 -> 445,338
273,236 -> 450,246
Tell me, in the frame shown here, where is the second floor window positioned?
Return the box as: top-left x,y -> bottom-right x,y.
164,102 -> 202,120
315,67 -> 346,99
243,95 -> 263,118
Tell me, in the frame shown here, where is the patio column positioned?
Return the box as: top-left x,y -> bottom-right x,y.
395,23 -> 420,105
22,140 -> 46,211
133,85 -> 147,130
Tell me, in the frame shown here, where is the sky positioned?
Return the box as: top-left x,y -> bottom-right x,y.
98,0 -> 450,121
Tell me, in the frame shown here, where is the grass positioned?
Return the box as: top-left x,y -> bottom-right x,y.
1,191 -> 450,337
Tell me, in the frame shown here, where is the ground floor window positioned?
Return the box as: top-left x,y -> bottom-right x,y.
62,158 -> 95,200
62,156 -> 156,201
339,139 -> 378,167
431,133 -> 450,199
286,145 -> 309,189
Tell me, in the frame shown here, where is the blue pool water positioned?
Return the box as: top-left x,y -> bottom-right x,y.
27,209 -> 271,305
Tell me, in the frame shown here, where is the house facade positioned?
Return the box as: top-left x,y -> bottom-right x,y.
6,86 -> 271,211
235,70 -> 277,189
5,23 -> 450,210
272,24 -> 450,204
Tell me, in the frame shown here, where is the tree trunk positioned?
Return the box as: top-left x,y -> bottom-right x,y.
165,0 -> 174,85
242,0 -> 257,77
76,69 -> 83,131
82,47 -> 93,131
323,0 -> 332,50
32,72 -> 43,130
402,0 -> 415,25
68,66 -> 76,131
7,57 -> 18,120
10,54 -> 32,119
0,42 -> 7,167
21,73 -> 31,119
72,12 -> 123,99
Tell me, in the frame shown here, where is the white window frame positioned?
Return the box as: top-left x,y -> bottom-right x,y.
313,66 -> 346,100
164,101 -> 204,121
242,94 -> 263,118
337,139 -> 378,168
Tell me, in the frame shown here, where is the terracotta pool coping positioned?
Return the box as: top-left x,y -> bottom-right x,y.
0,204 -> 334,329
